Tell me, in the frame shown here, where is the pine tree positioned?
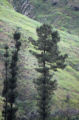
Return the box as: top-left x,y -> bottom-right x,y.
30,24 -> 67,120
2,45 -> 9,120
7,32 -> 21,120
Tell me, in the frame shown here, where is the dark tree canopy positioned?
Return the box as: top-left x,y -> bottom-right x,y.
2,45 -> 9,120
30,24 -> 67,120
7,31 -> 21,120
2,31 -> 21,120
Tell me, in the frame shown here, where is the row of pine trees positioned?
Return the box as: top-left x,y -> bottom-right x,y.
2,24 -> 67,120
2,32 -> 21,120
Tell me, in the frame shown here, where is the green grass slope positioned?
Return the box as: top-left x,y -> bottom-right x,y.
30,0 -> 79,35
0,0 -> 79,118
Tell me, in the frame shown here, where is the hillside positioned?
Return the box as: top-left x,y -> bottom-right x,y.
29,0 -> 79,35
11,0 -> 79,35
0,0 -> 79,119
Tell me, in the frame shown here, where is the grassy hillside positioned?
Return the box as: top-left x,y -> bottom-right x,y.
30,0 -> 79,35
0,0 -> 79,119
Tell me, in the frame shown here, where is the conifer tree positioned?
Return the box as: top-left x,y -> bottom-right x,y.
30,24 -> 67,120
7,32 -> 21,120
2,45 -> 9,120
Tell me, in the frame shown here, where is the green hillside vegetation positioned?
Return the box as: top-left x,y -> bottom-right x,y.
30,0 -> 79,35
0,0 -> 79,119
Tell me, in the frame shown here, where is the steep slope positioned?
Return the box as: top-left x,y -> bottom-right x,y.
0,0 -> 40,119
0,0 -> 79,119
29,0 -> 79,35
12,0 -> 34,17
12,0 -> 79,35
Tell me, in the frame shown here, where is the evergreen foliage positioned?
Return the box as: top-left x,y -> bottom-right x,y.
2,31 -> 21,120
7,31 -> 21,120
2,45 -> 9,120
30,24 -> 67,120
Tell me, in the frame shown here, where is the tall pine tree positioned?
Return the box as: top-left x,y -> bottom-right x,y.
7,31 -> 21,120
2,31 -> 21,120
2,45 -> 9,120
30,24 -> 67,120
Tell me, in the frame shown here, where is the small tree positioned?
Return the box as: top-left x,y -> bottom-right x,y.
7,32 -> 21,120
2,45 -> 9,120
30,24 -> 67,120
